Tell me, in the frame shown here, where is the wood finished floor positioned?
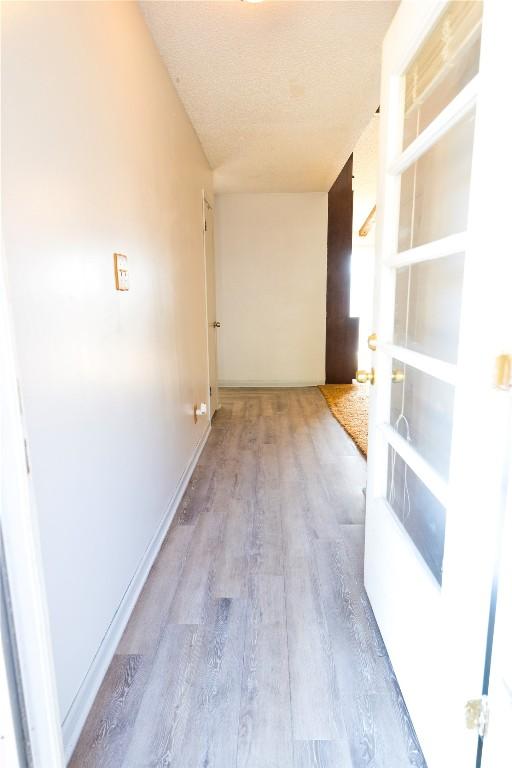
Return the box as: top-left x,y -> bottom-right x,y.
70,387 -> 426,768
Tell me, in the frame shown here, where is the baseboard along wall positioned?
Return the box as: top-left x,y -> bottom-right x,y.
61,424 -> 211,761
218,380 -> 325,388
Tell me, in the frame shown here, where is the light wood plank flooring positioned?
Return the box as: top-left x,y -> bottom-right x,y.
70,387 -> 426,768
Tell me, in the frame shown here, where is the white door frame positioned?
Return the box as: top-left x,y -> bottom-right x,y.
202,189 -> 219,417
0,606 -> 23,768
477,3 -> 512,761
0,248 -> 65,766
481,444 -> 512,768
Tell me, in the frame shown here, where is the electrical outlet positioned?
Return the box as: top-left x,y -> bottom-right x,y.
193,403 -> 207,423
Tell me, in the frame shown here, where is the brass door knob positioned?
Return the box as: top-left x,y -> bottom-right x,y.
212,321 -> 221,328
356,368 -> 404,386
356,368 -> 375,385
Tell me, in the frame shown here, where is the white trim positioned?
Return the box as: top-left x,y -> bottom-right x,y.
0,619 -> 23,768
388,75 -> 479,177
202,189 -> 215,418
383,344 -> 458,386
218,380 -> 325,389
379,422 -> 449,507
0,252 -> 65,767
61,424 -> 211,761
387,231 -> 467,269
203,189 -> 220,417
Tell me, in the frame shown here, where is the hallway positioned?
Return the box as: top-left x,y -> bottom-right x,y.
70,388 -> 425,768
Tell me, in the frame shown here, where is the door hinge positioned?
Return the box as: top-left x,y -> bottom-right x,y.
209,386 -> 212,396
204,218 -> 207,232
495,354 -> 512,390
17,379 -> 24,415
465,695 -> 489,737
23,438 -> 31,475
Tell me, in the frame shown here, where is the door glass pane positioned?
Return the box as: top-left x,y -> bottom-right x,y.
387,447 -> 446,584
393,253 -> 465,363
403,2 -> 483,148
390,360 -> 454,480
398,108 -> 476,252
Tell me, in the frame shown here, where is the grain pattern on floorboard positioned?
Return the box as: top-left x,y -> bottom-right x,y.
118,623 -> 205,767
237,618 -> 293,768
68,654 -> 147,768
121,599 -> 246,767
293,739 -> 352,768
69,387 -> 426,768
117,525 -> 194,655
314,535 -> 425,766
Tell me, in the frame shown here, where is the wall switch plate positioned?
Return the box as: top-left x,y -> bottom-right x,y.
114,253 -> 129,291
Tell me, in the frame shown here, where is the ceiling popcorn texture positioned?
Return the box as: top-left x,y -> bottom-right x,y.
140,1 -> 397,192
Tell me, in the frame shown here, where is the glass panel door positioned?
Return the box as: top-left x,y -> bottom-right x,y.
393,253 -> 465,363
398,108 -> 477,251
362,2 -> 511,766
386,3 -> 482,584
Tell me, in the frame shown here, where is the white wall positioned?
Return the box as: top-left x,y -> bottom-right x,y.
215,193 -> 328,386
351,114 -> 379,369
1,0 -> 212,738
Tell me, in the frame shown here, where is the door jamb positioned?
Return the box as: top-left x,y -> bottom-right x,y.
0,249 -> 65,766
202,189 -> 218,418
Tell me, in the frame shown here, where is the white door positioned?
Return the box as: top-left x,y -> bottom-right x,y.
203,193 -> 220,416
364,2 -> 512,766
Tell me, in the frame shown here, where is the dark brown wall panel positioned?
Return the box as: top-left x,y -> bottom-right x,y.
325,154 -> 359,383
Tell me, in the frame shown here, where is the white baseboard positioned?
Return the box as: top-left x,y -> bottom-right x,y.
61,424 -> 211,761
218,380 -> 324,388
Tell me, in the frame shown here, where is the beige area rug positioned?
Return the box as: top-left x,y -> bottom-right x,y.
318,384 -> 369,456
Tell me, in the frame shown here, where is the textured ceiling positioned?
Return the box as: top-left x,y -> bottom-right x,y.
140,1 -> 397,192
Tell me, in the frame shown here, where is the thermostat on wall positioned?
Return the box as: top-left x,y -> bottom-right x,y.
114,253 -> 129,291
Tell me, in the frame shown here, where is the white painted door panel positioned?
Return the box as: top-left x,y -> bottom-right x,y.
365,2 -> 512,766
